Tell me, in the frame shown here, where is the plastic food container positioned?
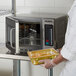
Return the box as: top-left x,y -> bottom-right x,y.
27,48 -> 59,65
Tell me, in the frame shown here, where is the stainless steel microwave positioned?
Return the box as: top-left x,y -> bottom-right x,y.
6,13 -> 67,55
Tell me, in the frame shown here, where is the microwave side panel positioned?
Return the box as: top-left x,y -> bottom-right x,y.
6,17 -> 18,54
54,16 -> 68,49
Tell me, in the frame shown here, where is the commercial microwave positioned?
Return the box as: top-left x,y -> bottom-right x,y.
6,13 -> 67,55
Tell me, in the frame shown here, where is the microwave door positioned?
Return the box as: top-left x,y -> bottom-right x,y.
6,17 -> 19,54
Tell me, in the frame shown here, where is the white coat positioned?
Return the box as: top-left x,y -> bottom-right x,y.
60,0 -> 76,76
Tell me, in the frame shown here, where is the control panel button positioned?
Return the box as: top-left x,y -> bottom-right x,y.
46,42 -> 49,45
46,40 -> 49,42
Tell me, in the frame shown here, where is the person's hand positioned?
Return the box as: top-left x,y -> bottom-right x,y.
39,59 -> 56,69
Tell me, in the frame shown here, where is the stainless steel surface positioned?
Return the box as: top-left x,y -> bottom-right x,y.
10,28 -> 15,49
0,54 -> 30,61
0,47 -> 51,76
0,47 -> 30,61
15,22 -> 20,54
48,69 -> 51,76
6,17 -> 20,54
15,13 -> 66,19
12,0 -> 16,16
6,14 -> 67,54
6,16 -> 42,54
42,18 -> 54,49
13,60 -> 21,76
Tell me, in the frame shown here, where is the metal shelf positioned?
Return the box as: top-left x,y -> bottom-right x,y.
0,10 -> 11,16
0,0 -> 13,16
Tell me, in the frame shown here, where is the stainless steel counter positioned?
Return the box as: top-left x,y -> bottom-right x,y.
0,47 -> 30,61
0,47 -> 51,76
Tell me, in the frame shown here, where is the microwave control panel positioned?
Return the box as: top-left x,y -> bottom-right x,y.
45,24 -> 53,46
43,19 -> 54,46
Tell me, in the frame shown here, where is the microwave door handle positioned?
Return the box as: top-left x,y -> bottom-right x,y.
10,28 -> 15,49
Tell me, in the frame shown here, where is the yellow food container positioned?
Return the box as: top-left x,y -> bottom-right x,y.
27,48 -> 59,65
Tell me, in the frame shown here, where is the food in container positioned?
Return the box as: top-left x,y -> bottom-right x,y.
27,48 -> 59,65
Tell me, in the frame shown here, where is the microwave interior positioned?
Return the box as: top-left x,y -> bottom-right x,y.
19,22 -> 41,48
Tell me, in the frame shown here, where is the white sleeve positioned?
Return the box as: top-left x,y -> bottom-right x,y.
61,11 -> 76,61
